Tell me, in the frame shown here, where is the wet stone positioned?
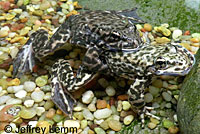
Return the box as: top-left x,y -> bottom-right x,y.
108,120 -> 122,131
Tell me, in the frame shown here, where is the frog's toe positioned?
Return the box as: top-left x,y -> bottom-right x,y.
51,77 -> 76,117
12,41 -> 36,78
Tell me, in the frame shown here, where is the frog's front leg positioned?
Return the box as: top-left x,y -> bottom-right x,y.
51,59 -> 97,116
128,77 -> 160,127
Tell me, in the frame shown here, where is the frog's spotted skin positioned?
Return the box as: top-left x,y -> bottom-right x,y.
13,9 -> 144,77
51,43 -> 195,123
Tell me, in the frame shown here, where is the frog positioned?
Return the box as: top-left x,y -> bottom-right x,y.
13,8 -> 145,78
50,43 -> 195,125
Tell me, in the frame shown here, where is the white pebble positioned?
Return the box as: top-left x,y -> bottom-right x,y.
43,92 -> 51,100
94,108 -> 112,119
88,103 -> 96,112
94,119 -> 104,125
24,100 -> 34,107
7,85 -> 24,93
82,109 -> 94,120
172,29 -> 182,40
6,98 -> 22,105
108,131 -> 116,134
64,120 -> 80,129
105,86 -> 116,96
15,90 -> 27,99
31,90 -> 45,102
35,107 -> 45,116
73,102 -> 85,111
123,115 -> 134,125
122,101 -> 131,111
24,81 -> 36,92
0,95 -> 11,105
28,121 -> 38,127
82,90 -> 94,104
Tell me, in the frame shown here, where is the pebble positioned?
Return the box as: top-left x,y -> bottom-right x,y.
144,93 -> 154,103
15,90 -> 27,99
7,85 -> 24,93
44,100 -> 54,110
117,100 -> 123,112
0,30 -> 9,38
94,119 -> 104,125
35,107 -> 45,116
88,103 -> 96,112
163,119 -> 174,129
6,98 -> 22,105
83,109 -> 94,120
98,78 -> 109,88
105,86 -> 116,96
82,90 -> 94,104
97,100 -> 107,109
150,117 -> 160,125
122,101 -> 131,111
81,120 -> 88,129
94,127 -> 106,134
123,115 -> 134,125
24,100 -> 34,107
148,122 -> 157,129
0,95 -> 11,105
64,120 -> 80,129
35,75 -> 48,87
149,86 -> 160,96
20,107 -> 36,119
46,108 -> 56,119
144,23 -> 152,32
31,90 -> 45,102
168,126 -> 179,134
117,95 -> 128,100
24,81 -> 36,92
108,120 -> 122,131
172,29 -> 182,40
162,92 -> 172,102
53,114 -> 64,123
94,108 -> 112,119
100,121 -> 109,130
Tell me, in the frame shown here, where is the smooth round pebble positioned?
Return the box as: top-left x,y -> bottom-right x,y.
20,107 -> 36,119
172,29 -> 182,40
149,86 -> 160,96
6,98 -> 22,105
94,108 -> 112,119
97,100 -> 107,109
81,120 -> 88,129
94,127 -> 106,134
108,120 -> 122,131
82,90 -> 94,104
162,92 -> 172,102
31,90 -> 45,102
88,103 -> 96,112
123,115 -> 134,125
35,76 -> 48,87
105,86 -> 116,96
24,81 -> 36,92
24,100 -> 34,107
15,90 -> 27,99
0,95 -> 11,105
64,120 -> 80,129
82,109 -> 94,120
7,85 -> 24,93
144,93 -> 153,103
122,101 -> 131,111
35,107 -> 45,116
148,122 -> 157,129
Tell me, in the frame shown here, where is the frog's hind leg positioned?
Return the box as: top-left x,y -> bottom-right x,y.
128,77 -> 160,127
51,59 -> 96,116
13,21 -> 72,77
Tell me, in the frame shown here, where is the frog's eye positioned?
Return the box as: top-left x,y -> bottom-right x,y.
154,57 -> 167,69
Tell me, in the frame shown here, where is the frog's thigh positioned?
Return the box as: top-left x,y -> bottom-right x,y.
82,47 -> 109,73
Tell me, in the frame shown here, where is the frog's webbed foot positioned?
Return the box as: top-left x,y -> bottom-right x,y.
51,59 -> 96,115
12,29 -> 48,77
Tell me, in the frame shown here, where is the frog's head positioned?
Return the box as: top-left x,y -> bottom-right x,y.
150,43 -> 195,76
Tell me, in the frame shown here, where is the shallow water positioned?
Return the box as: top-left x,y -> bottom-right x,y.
77,0 -> 200,32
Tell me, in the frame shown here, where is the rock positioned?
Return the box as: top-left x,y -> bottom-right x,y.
117,95 -> 128,100
152,79 -> 163,88
105,86 -> 116,96
20,107 -> 36,119
0,30 -> 9,38
100,121 -> 109,130
162,119 -> 174,129
24,81 -> 36,92
45,108 -> 55,119
6,98 -> 22,105
123,115 -> 134,125
82,90 -> 94,104
35,107 -> 45,116
162,92 -> 172,102
98,78 -> 109,88
172,29 -> 182,40
52,114 -> 65,123
81,120 -> 88,129
64,120 -> 80,129
117,100 -> 122,112
144,23 -> 152,32
94,127 -> 106,134
148,122 -> 157,129
7,85 -> 24,93
35,75 -> 48,87
144,93 -> 154,103
122,101 -> 131,111
83,109 -> 94,120
36,121 -> 50,134
149,86 -> 160,96
31,90 -> 45,102
108,120 -> 122,131
97,100 -> 107,109
94,108 -> 112,119
88,103 -> 96,112
15,90 -> 27,99
24,100 -> 34,107
44,100 -> 54,110
168,126 -> 179,134
0,95 -> 11,105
